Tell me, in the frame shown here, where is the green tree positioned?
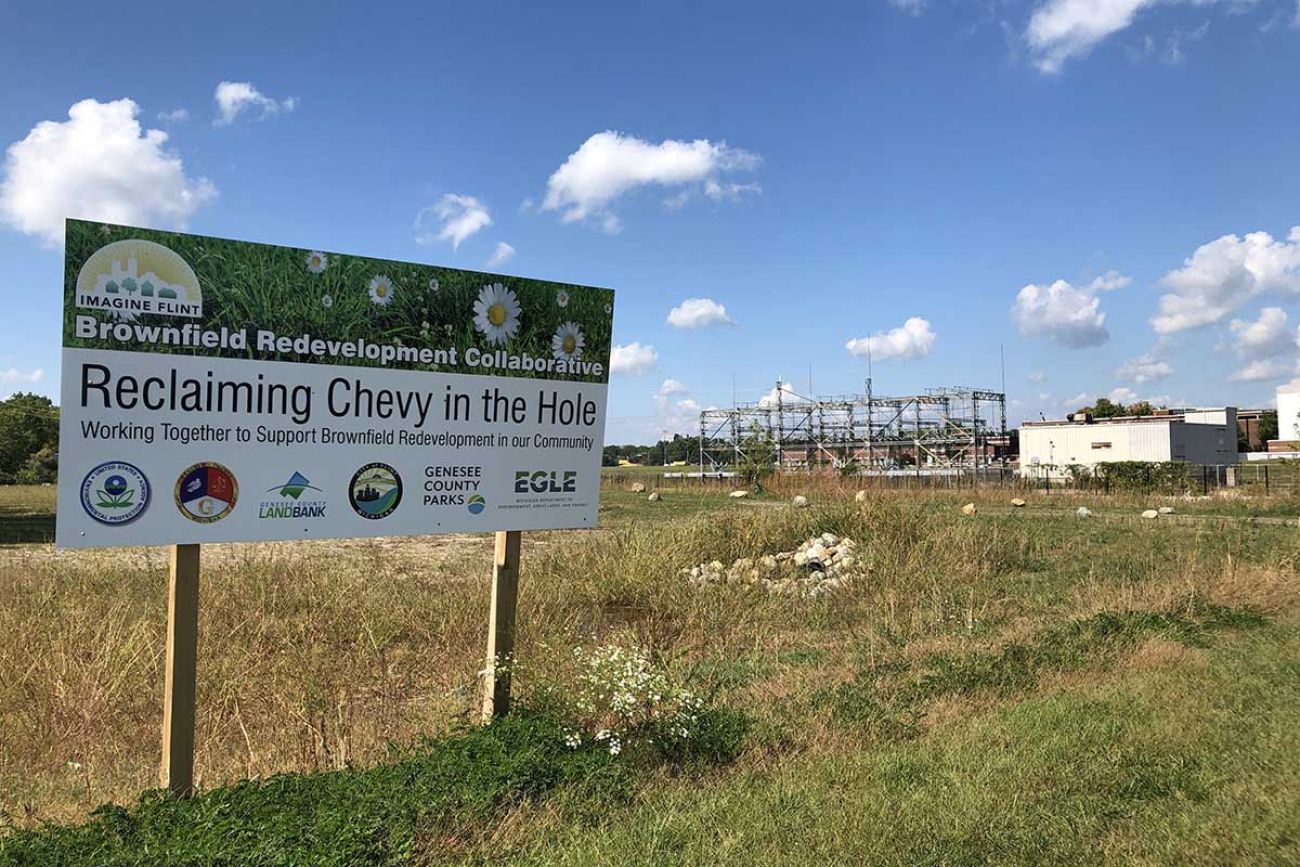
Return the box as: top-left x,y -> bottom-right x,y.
0,393 -> 59,483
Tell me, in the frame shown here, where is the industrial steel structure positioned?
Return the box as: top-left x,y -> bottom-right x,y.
698,381 -> 1009,473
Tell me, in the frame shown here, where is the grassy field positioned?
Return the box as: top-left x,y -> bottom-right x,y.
1,480 -> 1298,864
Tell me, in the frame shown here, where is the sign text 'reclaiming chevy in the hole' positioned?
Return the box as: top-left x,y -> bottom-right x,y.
56,220 -> 613,548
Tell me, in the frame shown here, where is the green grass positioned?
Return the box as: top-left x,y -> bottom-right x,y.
474,623 -> 1300,866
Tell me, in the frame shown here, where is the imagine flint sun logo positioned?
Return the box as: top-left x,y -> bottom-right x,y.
76,239 -> 203,321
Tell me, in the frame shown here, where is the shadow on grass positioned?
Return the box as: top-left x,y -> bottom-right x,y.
0,506 -> 55,545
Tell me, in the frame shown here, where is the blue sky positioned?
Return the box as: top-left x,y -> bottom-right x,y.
2,0 -> 1299,443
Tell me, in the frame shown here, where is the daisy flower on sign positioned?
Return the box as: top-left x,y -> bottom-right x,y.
321,294 -> 334,309
368,275 -> 395,306
473,283 -> 521,345
428,277 -> 440,293
551,321 -> 585,361
306,251 -> 328,274
604,303 -> 612,315
556,289 -> 570,308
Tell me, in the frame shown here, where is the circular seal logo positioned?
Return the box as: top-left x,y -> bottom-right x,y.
175,462 -> 239,523
349,463 -> 402,519
467,493 -> 486,515
80,461 -> 150,525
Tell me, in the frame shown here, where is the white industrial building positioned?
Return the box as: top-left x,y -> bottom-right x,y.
1019,409 -> 1238,479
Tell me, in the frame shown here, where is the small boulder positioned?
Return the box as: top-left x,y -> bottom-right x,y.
792,495 -> 809,509
729,490 -> 749,499
630,482 -> 646,493
961,503 -> 978,516
1076,506 -> 1093,518
1141,509 -> 1159,519
1158,506 -> 1175,515
647,492 -> 661,502
854,490 -> 868,503
1010,498 -> 1027,508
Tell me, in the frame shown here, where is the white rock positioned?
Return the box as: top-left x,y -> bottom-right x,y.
1076,507 -> 1093,518
821,532 -> 839,545
1011,498 -> 1027,508
792,495 -> 809,509
855,490 -> 868,503
1158,506 -> 1174,515
729,490 -> 749,499
961,503 -> 977,516
1141,509 -> 1159,519
630,482 -> 646,493
647,492 -> 661,502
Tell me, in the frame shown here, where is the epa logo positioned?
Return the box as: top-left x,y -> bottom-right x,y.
514,470 -> 578,494
80,461 -> 150,525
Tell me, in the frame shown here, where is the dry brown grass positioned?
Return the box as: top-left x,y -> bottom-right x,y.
2,487 -> 1297,829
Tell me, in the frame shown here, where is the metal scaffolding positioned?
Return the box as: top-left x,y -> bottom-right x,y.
698,381 -> 1008,473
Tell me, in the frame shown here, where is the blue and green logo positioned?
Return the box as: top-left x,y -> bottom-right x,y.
467,493 -> 486,515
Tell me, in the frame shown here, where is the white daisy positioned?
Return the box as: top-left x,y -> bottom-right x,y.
604,303 -> 612,314
551,321 -> 585,361
306,251 -> 328,274
368,274 -> 395,306
428,277 -> 440,293
321,294 -> 334,309
473,283 -> 521,345
556,289 -> 570,308
444,324 -> 454,335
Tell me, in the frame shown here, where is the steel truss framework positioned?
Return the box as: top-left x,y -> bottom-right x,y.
699,382 -> 1008,473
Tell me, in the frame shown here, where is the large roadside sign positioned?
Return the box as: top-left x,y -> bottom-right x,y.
56,219 -> 613,548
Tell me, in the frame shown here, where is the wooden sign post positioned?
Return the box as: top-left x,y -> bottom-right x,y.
160,543 -> 201,796
480,530 -> 522,722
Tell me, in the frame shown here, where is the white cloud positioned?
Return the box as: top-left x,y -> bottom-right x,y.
1025,0 -> 1254,73
1227,307 -> 1292,363
0,368 -> 43,385
610,342 -> 659,375
1010,277 -> 1115,347
1152,228 -> 1300,334
414,194 -> 492,249
667,297 -> 734,329
541,130 -> 760,230
1088,270 -> 1132,292
0,98 -> 217,247
1230,358 -> 1294,382
1115,353 -> 1173,384
213,81 -> 297,125
486,241 -> 516,269
887,0 -> 926,13
1028,371 -> 1048,383
656,378 -> 688,398
845,317 -> 936,361
703,179 -> 762,202
157,108 -> 189,123
758,381 -> 808,408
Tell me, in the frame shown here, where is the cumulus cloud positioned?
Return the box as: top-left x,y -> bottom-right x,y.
486,241 -> 516,269
656,378 -> 688,397
157,108 -> 189,123
758,381 -> 808,408
541,131 -> 760,230
1115,353 -> 1173,384
1228,307 -> 1292,359
887,0 -> 926,13
1010,276 -> 1118,347
0,368 -> 43,385
845,317 -> 936,361
610,342 -> 658,375
213,81 -> 297,125
1025,0 -> 1246,74
1152,228 -> 1300,334
654,379 -> 701,434
667,297 -> 734,329
414,194 -> 492,249
0,98 -> 217,247
1230,358 -> 1294,382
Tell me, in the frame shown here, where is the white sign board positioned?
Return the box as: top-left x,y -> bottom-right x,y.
56,221 -> 613,548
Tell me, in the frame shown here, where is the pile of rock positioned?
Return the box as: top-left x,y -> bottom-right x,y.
680,532 -> 862,597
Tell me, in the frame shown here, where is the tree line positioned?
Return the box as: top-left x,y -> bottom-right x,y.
0,393 -> 59,484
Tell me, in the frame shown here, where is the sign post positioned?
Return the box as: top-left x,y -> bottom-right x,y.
55,219 -> 613,795
480,529 -> 522,721
160,543 -> 200,795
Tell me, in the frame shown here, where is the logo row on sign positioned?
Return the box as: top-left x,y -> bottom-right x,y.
76,461 -> 446,527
